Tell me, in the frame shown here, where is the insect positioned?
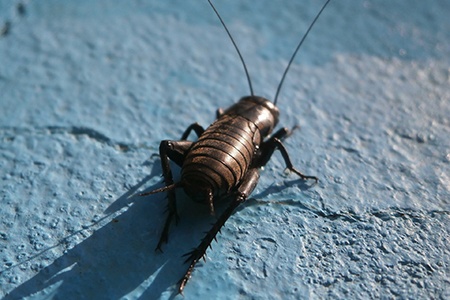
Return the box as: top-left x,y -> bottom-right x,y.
140,0 -> 331,294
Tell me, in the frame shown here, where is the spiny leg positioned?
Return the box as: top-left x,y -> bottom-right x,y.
178,198 -> 241,293
154,140 -> 192,251
153,122 -> 203,251
155,141 -> 178,251
178,168 -> 260,294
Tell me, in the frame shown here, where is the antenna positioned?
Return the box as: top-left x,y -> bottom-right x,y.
274,0 -> 331,105
207,0 -> 254,96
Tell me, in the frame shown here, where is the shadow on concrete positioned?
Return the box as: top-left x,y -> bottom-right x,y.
4,160 -> 318,300
3,160 -> 215,300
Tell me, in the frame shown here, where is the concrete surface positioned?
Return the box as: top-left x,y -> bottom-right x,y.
0,0 -> 449,299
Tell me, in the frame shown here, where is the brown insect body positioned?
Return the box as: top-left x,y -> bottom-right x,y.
181,96 -> 279,210
140,0 -> 332,294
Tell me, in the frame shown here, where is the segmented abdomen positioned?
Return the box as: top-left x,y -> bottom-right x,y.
182,114 -> 261,195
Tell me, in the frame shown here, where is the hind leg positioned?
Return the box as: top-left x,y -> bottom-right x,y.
178,168 -> 260,293
141,140 -> 192,251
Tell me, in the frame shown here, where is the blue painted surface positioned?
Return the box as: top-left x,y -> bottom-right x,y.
0,0 -> 449,299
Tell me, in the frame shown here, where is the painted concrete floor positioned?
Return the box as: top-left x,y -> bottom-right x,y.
1,0 -> 449,299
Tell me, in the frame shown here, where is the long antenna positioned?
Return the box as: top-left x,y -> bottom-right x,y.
207,0 -> 254,96
274,0 -> 331,105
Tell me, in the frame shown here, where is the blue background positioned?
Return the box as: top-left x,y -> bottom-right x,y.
1,0 -> 449,299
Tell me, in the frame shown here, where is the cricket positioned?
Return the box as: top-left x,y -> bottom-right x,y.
141,0 -> 331,293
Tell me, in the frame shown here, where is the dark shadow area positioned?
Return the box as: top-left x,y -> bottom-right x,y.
252,177 -> 316,199
235,178 -> 321,216
4,155 -> 320,300
3,160 -> 230,300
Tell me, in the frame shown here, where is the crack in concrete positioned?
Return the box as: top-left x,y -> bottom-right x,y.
239,197 -> 449,223
0,125 -> 135,152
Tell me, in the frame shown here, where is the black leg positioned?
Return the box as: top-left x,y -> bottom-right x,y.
258,129 -> 318,182
181,123 -> 205,140
272,138 -> 318,182
178,168 -> 260,294
149,122 -> 204,251
154,140 -> 193,251
270,127 -> 291,140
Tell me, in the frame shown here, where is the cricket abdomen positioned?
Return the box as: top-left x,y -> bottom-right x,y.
181,114 -> 260,198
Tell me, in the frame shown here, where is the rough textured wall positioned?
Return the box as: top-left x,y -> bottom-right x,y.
0,0 -> 449,299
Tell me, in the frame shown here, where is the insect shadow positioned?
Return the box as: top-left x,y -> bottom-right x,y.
2,161 -> 203,300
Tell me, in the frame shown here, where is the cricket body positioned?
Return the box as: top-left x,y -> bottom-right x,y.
182,96 -> 281,210
141,0 -> 332,294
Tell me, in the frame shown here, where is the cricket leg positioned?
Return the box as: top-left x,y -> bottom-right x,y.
178,168 -> 260,294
